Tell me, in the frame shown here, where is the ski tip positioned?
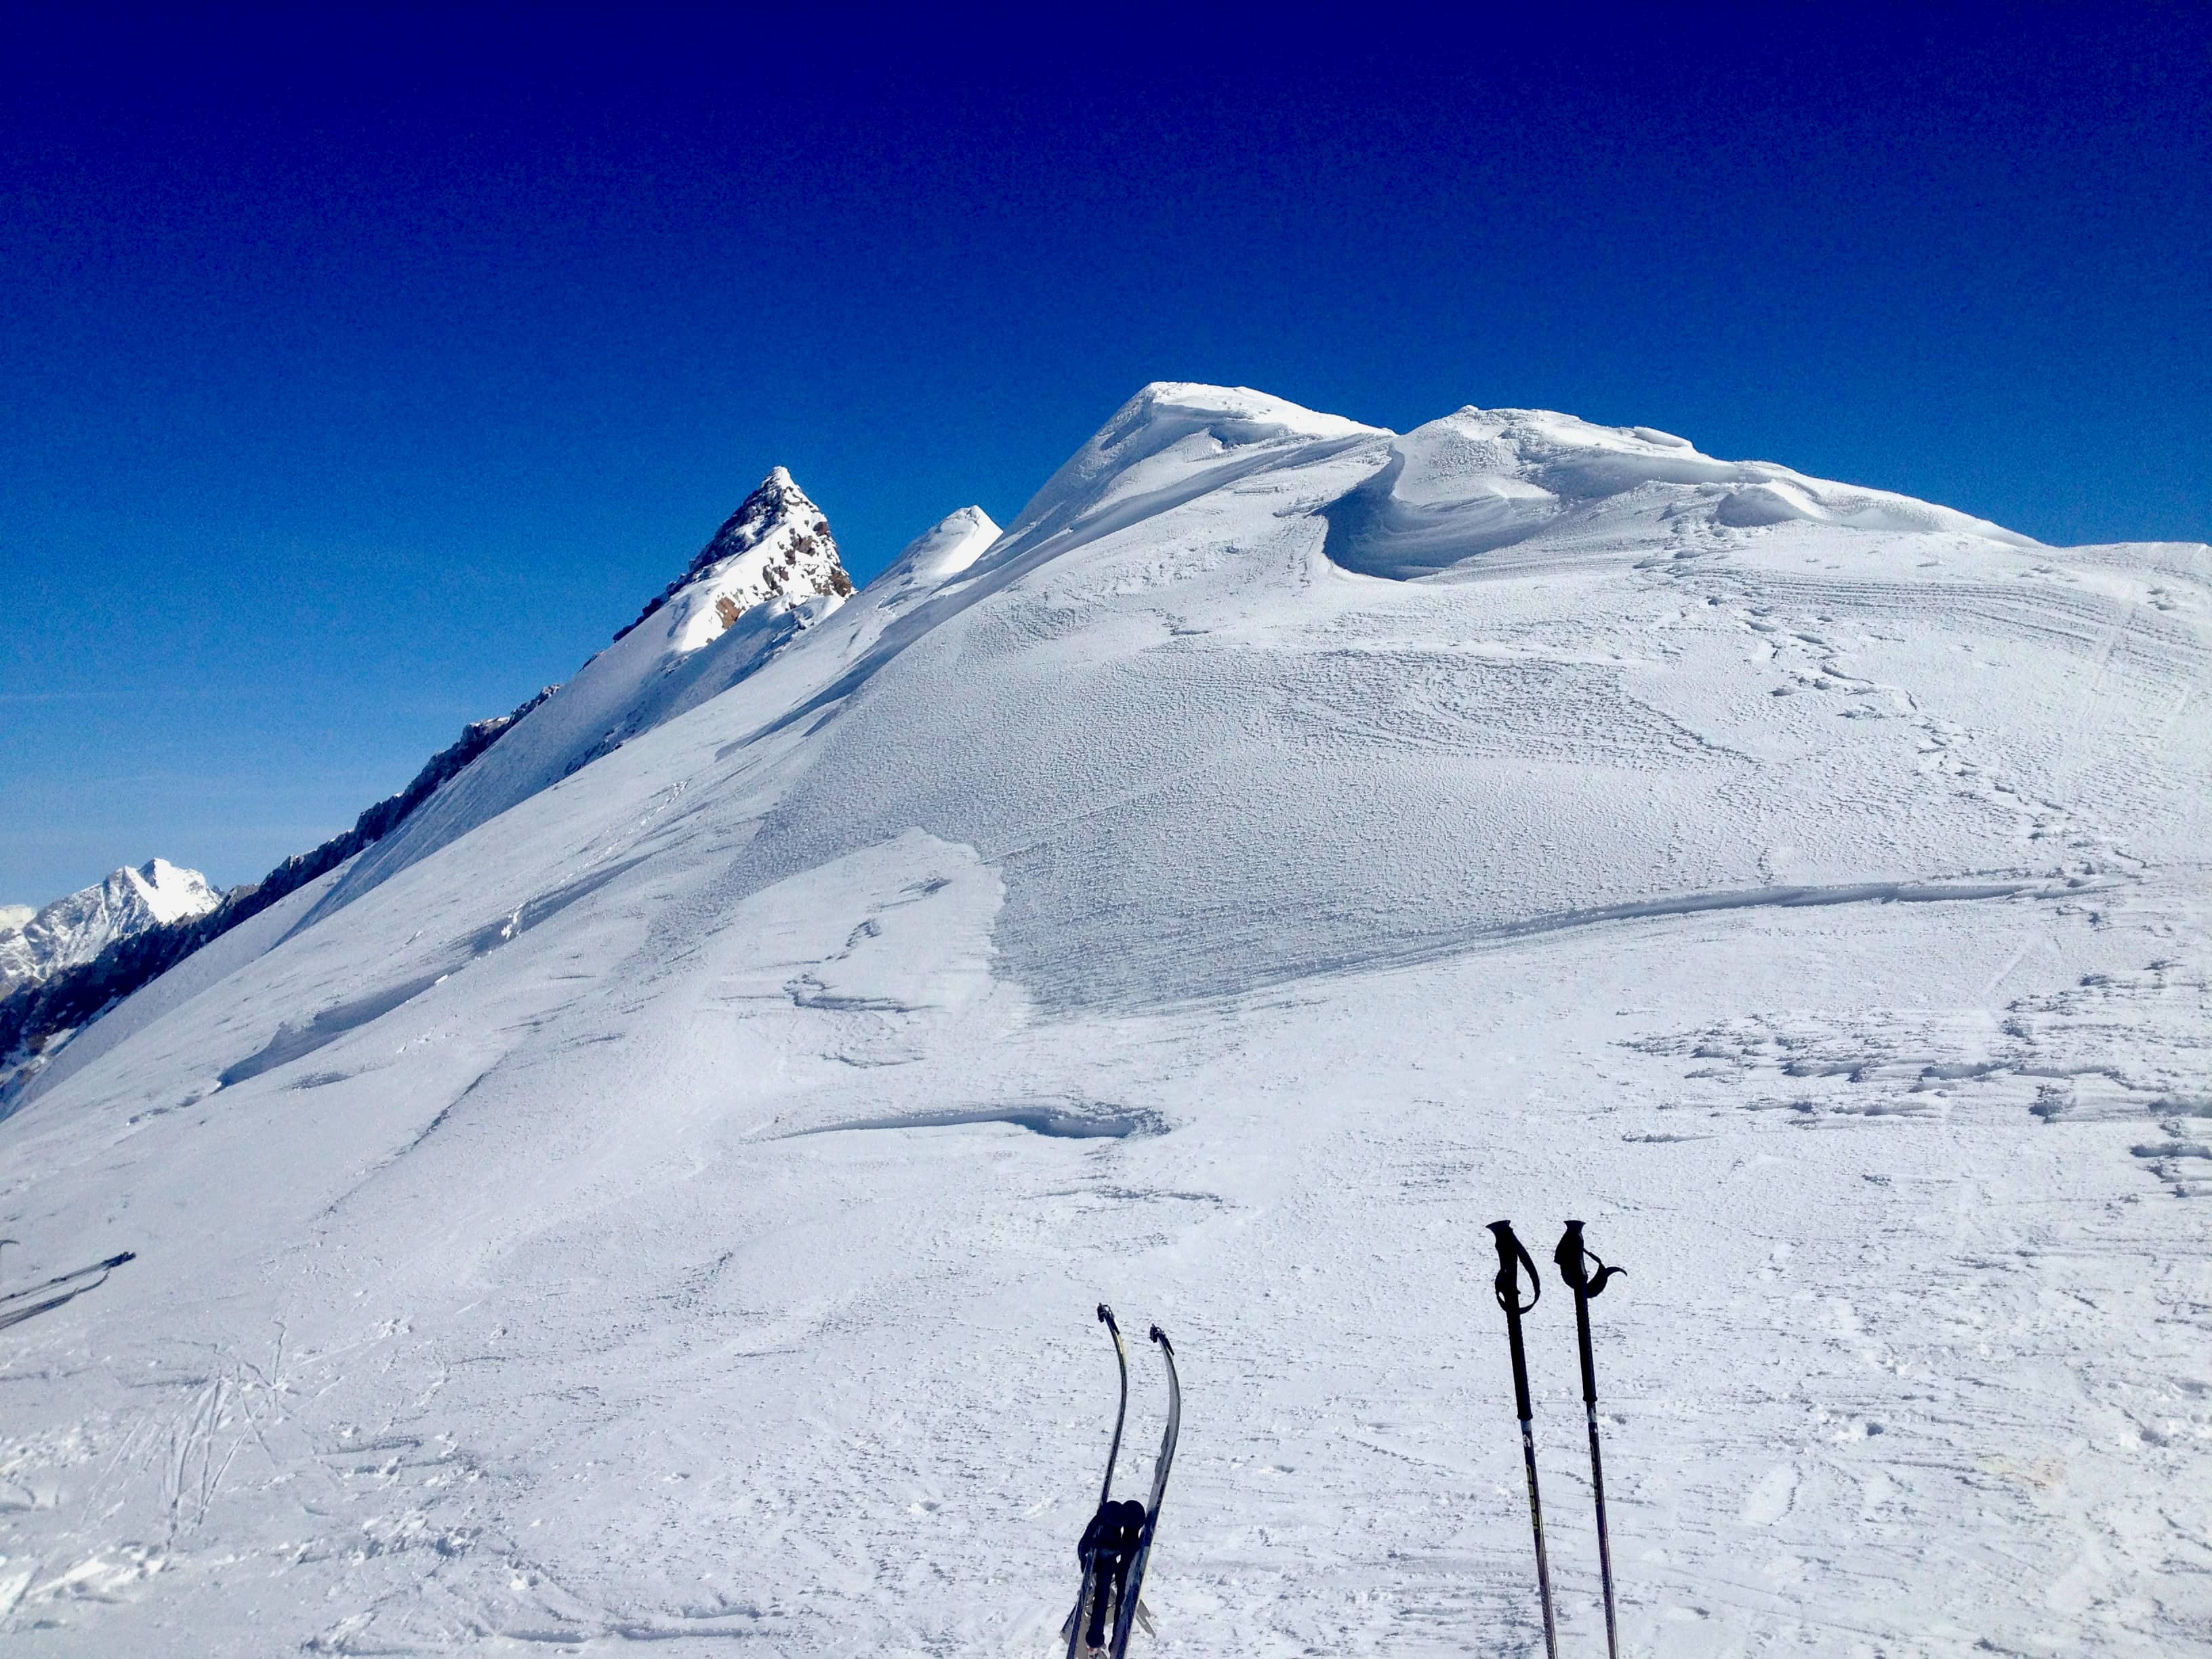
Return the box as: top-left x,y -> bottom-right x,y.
1148,1324 -> 1172,1354
1097,1303 -> 1117,1332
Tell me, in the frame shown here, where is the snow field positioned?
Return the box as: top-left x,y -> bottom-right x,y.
1,384 -> 2206,1655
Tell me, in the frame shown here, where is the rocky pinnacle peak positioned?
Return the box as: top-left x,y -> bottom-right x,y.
613,469 -> 854,646
684,468 -> 830,582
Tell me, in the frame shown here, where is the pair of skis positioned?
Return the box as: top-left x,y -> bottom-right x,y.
1490,1220 -> 1624,1659
1062,1305 -> 1179,1659
0,1248 -> 136,1333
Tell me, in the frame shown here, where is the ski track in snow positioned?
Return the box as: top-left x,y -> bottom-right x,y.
1,385 -> 2207,1655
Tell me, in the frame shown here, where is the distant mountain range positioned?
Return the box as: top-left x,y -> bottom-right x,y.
0,469 -> 854,1095
0,859 -> 220,994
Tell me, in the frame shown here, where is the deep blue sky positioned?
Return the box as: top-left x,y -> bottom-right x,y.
3,8 -> 2207,906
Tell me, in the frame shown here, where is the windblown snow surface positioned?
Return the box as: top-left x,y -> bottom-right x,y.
2,384 -> 2208,1656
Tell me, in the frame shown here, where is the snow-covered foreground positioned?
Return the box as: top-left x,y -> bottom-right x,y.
2,387 -> 2207,1655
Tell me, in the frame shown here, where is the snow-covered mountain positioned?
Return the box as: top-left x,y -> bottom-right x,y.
0,859 -> 219,994
2,385 -> 2207,1658
615,464 -> 854,644
0,692 -> 558,1105
308,468 -> 855,918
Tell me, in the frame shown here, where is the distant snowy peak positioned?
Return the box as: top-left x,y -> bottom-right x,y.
997,382 -> 1384,558
127,859 -> 220,924
873,506 -> 1001,601
0,859 -> 220,993
617,468 -> 853,653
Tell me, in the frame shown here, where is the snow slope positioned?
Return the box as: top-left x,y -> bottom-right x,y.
7,860 -> 356,1110
1,384 -> 2207,1657
0,859 -> 219,993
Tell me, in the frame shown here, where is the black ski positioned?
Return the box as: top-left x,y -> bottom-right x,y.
0,1250 -> 136,1332
1107,1324 -> 1180,1659
1064,1305 -> 1132,1659
0,1250 -> 135,1308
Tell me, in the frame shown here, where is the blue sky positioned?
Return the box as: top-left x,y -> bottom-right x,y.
3,8 -> 2207,906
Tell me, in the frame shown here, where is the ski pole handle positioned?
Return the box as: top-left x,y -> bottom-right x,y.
1553,1222 -> 1622,1300
1490,1220 -> 1540,1315
1488,1221 -> 1540,1422
1553,1222 -> 1623,1408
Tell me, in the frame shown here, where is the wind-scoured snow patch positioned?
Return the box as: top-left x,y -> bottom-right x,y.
789,1101 -> 1165,1140
986,382 -> 1384,569
884,506 -> 1001,588
1324,407 -> 2037,579
203,853 -> 660,1094
216,970 -> 452,1086
713,831 -> 1007,1027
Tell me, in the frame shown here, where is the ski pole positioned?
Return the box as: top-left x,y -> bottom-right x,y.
1555,1221 -> 1624,1659
1488,1220 -> 1559,1659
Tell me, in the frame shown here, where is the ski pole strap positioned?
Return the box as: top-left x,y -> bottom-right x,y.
1489,1221 -> 1540,1315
